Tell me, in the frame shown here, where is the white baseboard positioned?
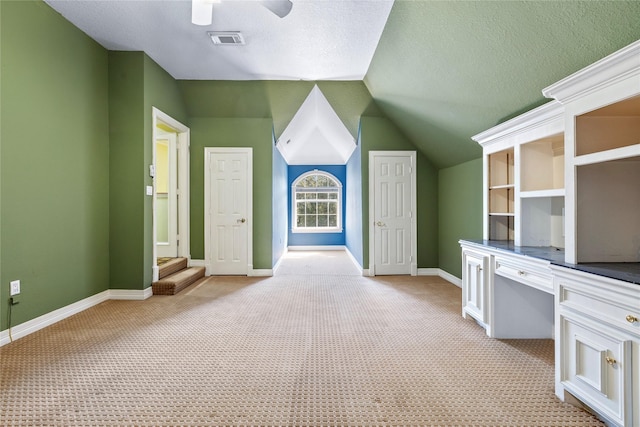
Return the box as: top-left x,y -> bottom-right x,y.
249,269 -> 273,277
288,245 -> 346,251
344,247 -> 364,275
417,268 -> 440,276
109,287 -> 153,300
189,259 -> 206,268
0,290 -> 110,346
1,287 -> 153,347
272,247 -> 288,275
439,269 -> 462,287
417,268 -> 462,288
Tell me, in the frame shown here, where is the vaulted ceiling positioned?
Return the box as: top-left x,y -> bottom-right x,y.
44,0 -> 640,168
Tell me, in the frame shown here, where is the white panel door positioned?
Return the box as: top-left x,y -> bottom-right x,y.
206,149 -> 251,275
371,153 -> 415,275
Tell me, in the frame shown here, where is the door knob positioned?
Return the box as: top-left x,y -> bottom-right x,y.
376,221 -> 386,227
237,218 -> 246,224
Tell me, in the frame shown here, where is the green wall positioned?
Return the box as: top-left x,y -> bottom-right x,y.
359,117 -> 439,270
109,51 -> 188,290
438,158 -> 483,278
1,0 -> 110,329
188,118 -> 274,269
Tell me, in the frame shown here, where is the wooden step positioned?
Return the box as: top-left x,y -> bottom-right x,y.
158,257 -> 188,280
152,267 -> 206,295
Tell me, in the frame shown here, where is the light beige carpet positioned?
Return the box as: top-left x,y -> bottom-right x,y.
0,254 -> 603,426
275,250 -> 361,276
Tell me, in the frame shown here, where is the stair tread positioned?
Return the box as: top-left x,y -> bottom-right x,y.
152,267 -> 206,296
158,257 -> 188,279
156,267 -> 205,284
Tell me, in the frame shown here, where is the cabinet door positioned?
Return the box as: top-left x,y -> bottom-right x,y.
462,250 -> 488,324
560,314 -> 632,426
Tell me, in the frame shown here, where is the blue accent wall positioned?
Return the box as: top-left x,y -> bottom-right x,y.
288,165 -> 346,247
345,130 -> 363,267
272,137 -> 289,266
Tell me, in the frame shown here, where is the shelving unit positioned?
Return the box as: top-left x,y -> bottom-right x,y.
488,149 -> 515,240
474,100 -> 565,246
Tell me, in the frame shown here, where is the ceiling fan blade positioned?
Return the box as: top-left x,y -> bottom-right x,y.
192,0 -> 214,26
260,0 -> 293,18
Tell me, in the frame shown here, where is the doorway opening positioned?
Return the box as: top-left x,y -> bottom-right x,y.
152,107 -> 190,282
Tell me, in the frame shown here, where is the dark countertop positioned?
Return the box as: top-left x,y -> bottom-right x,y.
461,239 -> 640,285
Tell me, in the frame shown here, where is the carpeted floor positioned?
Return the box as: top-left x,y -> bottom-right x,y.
0,251 -> 603,426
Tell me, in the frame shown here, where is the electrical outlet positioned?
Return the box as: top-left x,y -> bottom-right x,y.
10,280 -> 20,296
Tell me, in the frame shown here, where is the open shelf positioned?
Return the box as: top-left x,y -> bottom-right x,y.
575,95 -> 640,156
488,148 -> 515,241
521,134 -> 564,192
576,156 -> 640,263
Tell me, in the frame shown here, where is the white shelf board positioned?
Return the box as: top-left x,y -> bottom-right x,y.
520,189 -> 565,199
489,184 -> 515,190
489,212 -> 515,217
574,143 -> 640,166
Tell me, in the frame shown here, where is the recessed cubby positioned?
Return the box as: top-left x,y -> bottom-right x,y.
576,95 -> 640,157
488,148 -> 515,241
576,156 -> 640,263
489,148 -> 514,188
521,196 -> 564,248
521,134 -> 564,193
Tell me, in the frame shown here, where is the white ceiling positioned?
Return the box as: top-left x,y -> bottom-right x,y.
277,85 -> 356,165
44,0 -> 395,80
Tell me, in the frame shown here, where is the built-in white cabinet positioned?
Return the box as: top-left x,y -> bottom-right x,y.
461,39 -> 640,427
554,266 -> 639,427
461,248 -> 489,328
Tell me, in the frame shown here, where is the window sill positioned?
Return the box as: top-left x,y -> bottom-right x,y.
292,228 -> 343,234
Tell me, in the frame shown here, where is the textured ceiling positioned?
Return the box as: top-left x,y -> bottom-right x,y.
43,0 -> 393,80
365,1 -> 640,168
43,0 -> 640,169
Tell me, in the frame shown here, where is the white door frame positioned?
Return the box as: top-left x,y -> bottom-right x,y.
368,150 -> 417,276
152,107 -> 190,282
204,147 -> 253,276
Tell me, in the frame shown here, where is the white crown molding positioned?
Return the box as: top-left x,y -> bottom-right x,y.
542,40 -> 640,103
471,100 -> 564,148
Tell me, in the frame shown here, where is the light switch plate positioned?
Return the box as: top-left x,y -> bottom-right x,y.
146,186 -> 153,196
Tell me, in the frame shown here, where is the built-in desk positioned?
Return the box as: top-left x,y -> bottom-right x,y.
460,239 -> 640,427
460,239 -> 558,339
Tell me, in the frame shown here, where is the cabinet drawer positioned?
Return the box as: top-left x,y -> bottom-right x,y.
558,281 -> 640,336
560,314 -> 632,426
494,256 -> 553,294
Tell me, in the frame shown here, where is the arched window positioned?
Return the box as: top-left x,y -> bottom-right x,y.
292,171 -> 342,233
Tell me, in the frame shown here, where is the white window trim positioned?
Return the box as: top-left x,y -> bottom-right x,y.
292,171 -> 343,234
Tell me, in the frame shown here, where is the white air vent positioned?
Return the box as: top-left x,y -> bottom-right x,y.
208,32 -> 245,45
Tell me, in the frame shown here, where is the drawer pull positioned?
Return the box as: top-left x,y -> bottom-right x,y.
477,266 -> 483,272
605,356 -> 617,366
626,314 -> 638,324
518,270 -> 526,276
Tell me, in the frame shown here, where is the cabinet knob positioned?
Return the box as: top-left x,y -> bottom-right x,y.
626,314 -> 638,324
477,265 -> 483,272
518,270 -> 526,276
605,356 -> 617,366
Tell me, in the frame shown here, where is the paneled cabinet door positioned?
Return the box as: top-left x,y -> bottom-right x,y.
560,314 -> 632,427
462,249 -> 489,324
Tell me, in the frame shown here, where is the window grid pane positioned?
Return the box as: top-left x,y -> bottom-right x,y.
294,173 -> 341,231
